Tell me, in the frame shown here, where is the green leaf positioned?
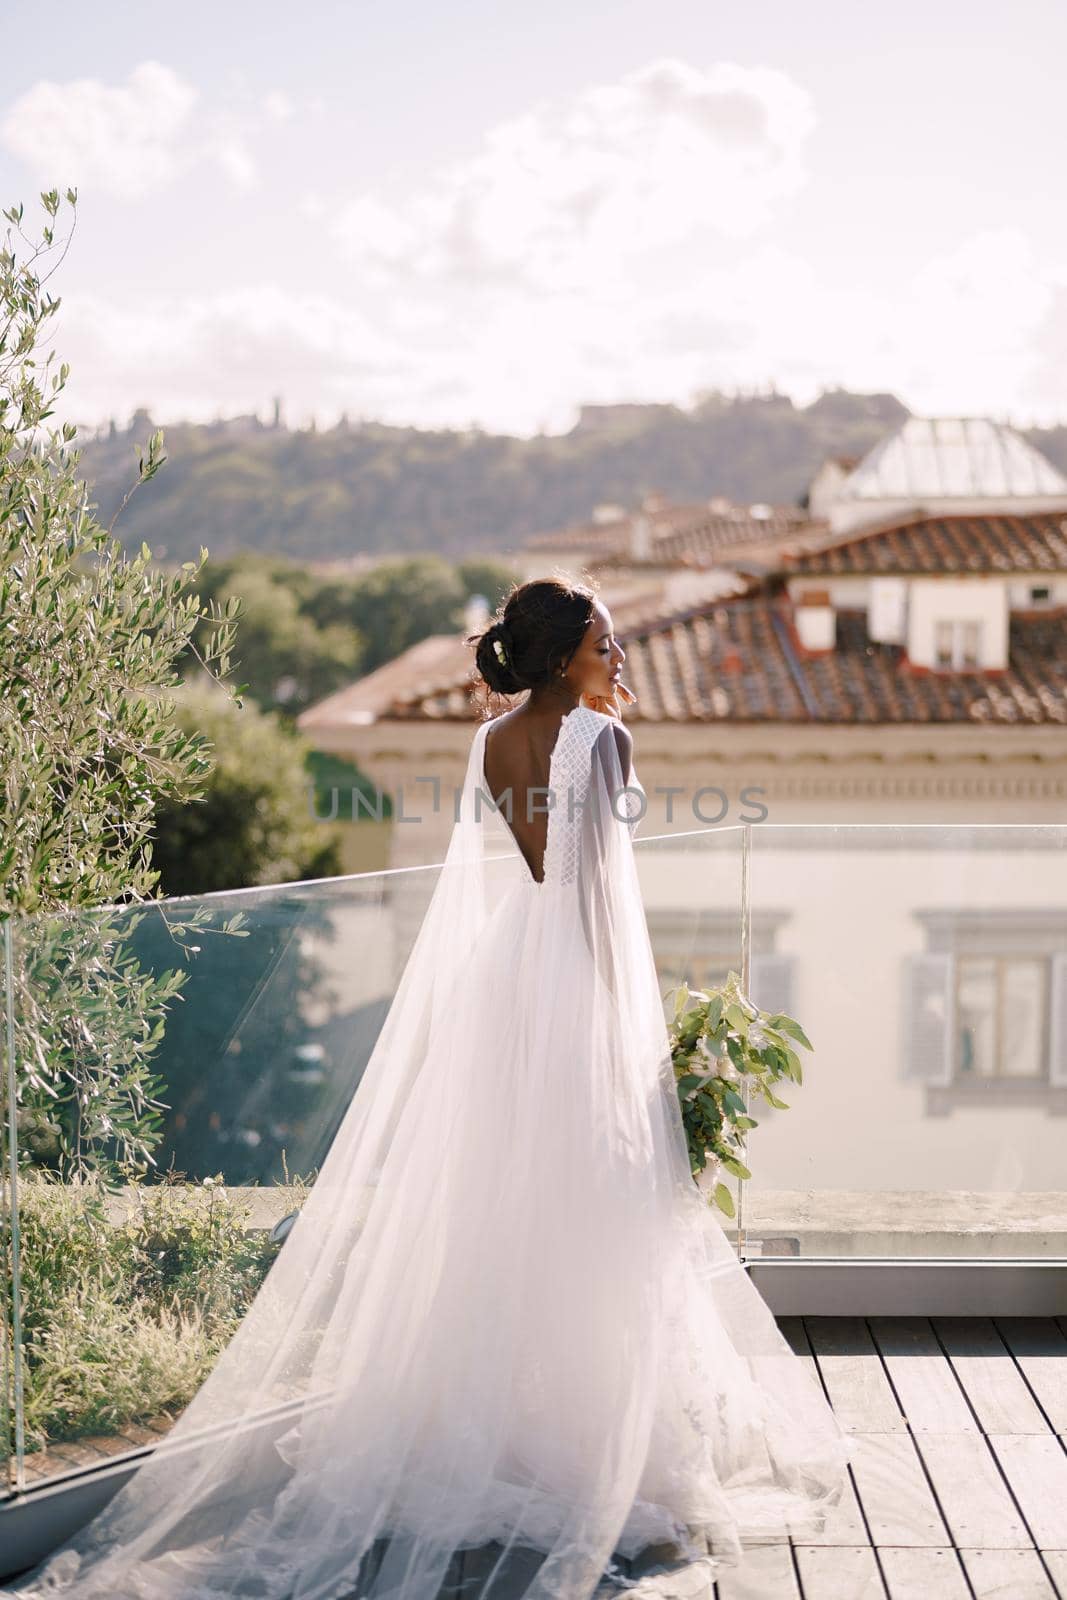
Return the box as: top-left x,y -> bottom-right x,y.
770,1015 -> 813,1051
722,1086 -> 746,1117
713,1182 -> 736,1218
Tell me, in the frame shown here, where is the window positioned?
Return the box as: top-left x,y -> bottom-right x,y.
904,911 -> 1067,1113
1030,585 -> 1051,604
956,956 -> 1046,1080
934,619 -> 983,669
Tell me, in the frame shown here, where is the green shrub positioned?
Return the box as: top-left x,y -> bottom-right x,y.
14,1168 -> 311,1450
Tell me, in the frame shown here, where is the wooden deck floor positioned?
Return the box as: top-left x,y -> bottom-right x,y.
439,1315 -> 1067,1599
9,1316 -> 1067,1598
708,1315 -> 1067,1600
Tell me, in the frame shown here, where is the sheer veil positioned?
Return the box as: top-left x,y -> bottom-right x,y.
5,704 -> 850,1599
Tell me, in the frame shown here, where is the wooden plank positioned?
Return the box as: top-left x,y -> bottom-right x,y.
1042,1550 -> 1067,1598
804,1319 -> 906,1434
960,1547 -> 1059,1599
779,1316 -> 815,1362
867,1318 -> 977,1434
996,1319 -> 1067,1433
934,1317 -> 1051,1435
714,1542 -> 801,1599
792,1545 -> 886,1600
987,1434 -> 1067,1551
915,1432 -> 1032,1549
809,1471 -> 870,1548
878,1546 -> 970,1599
778,1313 -> 874,1548
847,1433 -> 950,1548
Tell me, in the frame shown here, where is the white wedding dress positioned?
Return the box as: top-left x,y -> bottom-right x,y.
5,704 -> 851,1599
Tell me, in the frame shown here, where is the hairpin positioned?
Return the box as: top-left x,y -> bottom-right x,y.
492,637 -> 507,665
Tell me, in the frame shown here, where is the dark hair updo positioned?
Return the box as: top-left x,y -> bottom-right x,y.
470,577 -> 599,698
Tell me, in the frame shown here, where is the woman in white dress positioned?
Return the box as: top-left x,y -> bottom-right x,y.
6,577 -> 851,1599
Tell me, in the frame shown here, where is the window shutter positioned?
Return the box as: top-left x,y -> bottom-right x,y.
1048,952 -> 1067,1087
903,952 -> 954,1085
749,953 -> 794,1021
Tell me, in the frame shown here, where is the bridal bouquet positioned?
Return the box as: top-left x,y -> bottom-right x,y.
667,971 -> 812,1219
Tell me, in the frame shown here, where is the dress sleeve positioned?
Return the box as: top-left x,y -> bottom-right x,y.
624,763 -> 645,839
576,724 -> 648,1005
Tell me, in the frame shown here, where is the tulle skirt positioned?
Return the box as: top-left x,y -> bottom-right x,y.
269,872 -> 851,1588
7,871 -> 851,1600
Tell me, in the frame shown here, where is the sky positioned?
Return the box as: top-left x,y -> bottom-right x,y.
1,0 -> 1065,439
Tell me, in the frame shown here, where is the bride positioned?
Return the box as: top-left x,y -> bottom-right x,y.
6,577 -> 851,1599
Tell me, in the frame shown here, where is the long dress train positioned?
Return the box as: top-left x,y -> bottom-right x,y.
4,703 -> 851,1599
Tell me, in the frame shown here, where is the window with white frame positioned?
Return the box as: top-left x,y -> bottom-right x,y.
903,910 -> 1067,1111
934,619 -> 983,669
956,956 -> 1047,1079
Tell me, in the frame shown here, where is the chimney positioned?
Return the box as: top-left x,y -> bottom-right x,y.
628,513 -> 653,562
793,587 -> 836,651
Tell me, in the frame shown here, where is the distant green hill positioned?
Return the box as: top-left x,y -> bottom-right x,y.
75,390 -> 1067,565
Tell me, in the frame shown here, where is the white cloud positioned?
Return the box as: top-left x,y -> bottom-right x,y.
23,55 -> 1066,437
46,224 -> 1067,438
900,228 -> 1055,406
330,57 -> 816,293
262,90 -> 295,123
211,137 -> 258,191
286,56 -> 829,428
1,61 -> 198,201
50,283 -> 409,430
0,60 -> 264,199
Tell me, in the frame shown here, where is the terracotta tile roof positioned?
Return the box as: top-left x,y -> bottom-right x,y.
602,504 -> 816,568
781,510 -> 1067,576
297,577 -> 750,733
523,516 -> 636,555
297,634 -> 474,730
299,522 -> 1067,729
601,570 -> 754,632
608,598 -> 1067,726
346,598 -> 1067,728
524,499 -> 815,566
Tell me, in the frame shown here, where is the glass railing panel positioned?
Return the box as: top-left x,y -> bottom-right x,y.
634,822 -> 746,996
741,823 -> 1067,1261
5,858 -> 476,1495
5,821 -> 748,1499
